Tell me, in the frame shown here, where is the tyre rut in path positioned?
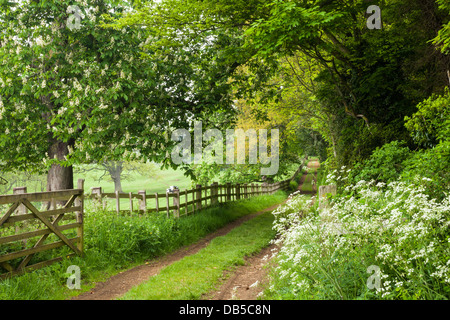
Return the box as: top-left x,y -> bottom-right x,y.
204,160 -> 320,300
71,201 -> 286,301
202,242 -> 280,300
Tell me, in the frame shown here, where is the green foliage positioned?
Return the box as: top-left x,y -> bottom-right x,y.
347,141 -> 411,185
0,0 -> 238,176
333,88 -> 450,200
401,88 -> 450,200
434,0 -> 450,54
242,0 -> 449,167
404,88 -> 450,148
401,141 -> 450,201
288,180 -> 298,192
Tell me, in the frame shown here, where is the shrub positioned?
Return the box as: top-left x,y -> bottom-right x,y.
401,140 -> 450,201
404,88 -> 450,148
289,180 -> 299,192
347,141 -> 411,186
401,88 -> 450,200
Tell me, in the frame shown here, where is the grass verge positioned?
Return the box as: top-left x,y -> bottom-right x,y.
119,212 -> 277,300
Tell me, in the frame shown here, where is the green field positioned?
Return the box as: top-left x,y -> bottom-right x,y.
75,165 -> 193,194
2,165 -> 192,195
1,165 -> 193,213
75,164 -> 194,213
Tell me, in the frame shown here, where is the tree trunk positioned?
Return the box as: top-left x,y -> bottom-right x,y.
46,140 -> 73,192
112,177 -> 123,193
104,161 -> 124,193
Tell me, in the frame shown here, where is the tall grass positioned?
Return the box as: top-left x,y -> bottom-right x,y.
0,191 -> 287,300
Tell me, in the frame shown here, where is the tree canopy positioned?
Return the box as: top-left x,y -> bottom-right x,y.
1,0 -> 449,188
0,0 -> 239,189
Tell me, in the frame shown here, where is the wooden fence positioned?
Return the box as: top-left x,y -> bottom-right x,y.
0,180 -> 84,279
85,179 -> 292,218
0,165 -> 302,279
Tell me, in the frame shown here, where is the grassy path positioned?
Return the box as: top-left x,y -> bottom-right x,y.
205,159 -> 321,300
119,212 -> 277,300
299,159 -> 319,194
72,198 -> 286,300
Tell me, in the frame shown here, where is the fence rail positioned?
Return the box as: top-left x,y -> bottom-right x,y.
0,179 -> 84,279
85,179 -> 292,218
1,163 -> 303,279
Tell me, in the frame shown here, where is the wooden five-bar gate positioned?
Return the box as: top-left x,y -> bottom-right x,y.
0,180 -> 85,279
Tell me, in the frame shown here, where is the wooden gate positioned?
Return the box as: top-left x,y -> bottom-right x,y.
0,180 -> 84,279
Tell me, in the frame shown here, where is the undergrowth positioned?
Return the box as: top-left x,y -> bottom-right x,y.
263,181 -> 450,300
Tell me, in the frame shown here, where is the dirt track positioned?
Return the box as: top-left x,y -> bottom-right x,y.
72,160 -> 319,301
72,202 -> 284,300
203,160 -> 319,300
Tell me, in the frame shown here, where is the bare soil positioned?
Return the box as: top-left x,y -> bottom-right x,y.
202,243 -> 279,300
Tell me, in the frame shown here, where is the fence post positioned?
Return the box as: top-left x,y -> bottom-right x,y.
196,184 -> 202,211
75,179 -> 84,255
191,189 -> 195,214
174,189 -> 180,218
251,183 -> 255,197
12,187 -> 27,247
166,191 -> 170,218
226,183 -> 231,201
185,189 -> 188,215
155,193 -> 159,213
236,183 -> 240,200
13,187 -> 27,215
215,182 -> 219,204
138,190 -> 146,214
115,190 -> 120,215
211,182 -> 218,205
91,187 -> 102,209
